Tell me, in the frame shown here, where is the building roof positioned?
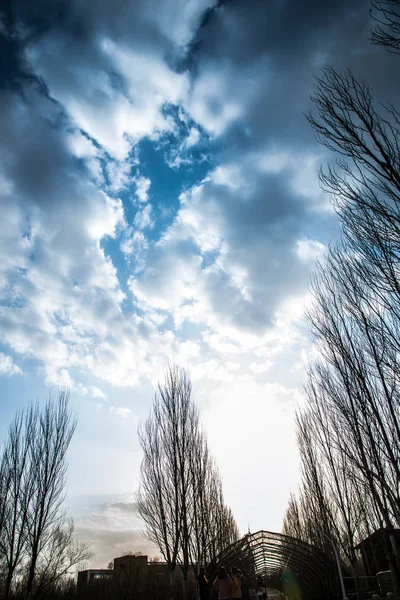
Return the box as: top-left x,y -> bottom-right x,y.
355,528 -> 400,550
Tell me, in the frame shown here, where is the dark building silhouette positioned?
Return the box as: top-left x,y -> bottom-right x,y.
77,554 -> 196,593
355,528 -> 400,595
355,529 -> 400,576
77,568 -> 113,591
113,554 -> 149,582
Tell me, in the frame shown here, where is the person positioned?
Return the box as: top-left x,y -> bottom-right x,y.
197,567 -> 209,600
213,566 -> 232,600
237,569 -> 248,599
256,575 -> 267,600
231,567 -> 243,600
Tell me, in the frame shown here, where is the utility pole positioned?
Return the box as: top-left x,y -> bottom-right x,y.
321,532 -> 348,600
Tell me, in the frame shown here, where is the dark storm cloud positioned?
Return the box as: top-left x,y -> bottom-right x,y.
187,0 -> 399,152
130,145 -> 332,333
0,0 -> 221,389
2,0 -> 400,342
136,0 -> 398,334
152,0 -> 400,333
2,0 -> 215,79
200,173 -> 314,330
0,39 -> 126,377
1,91 -> 73,207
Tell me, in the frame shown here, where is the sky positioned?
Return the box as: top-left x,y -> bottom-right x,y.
0,0 -> 398,569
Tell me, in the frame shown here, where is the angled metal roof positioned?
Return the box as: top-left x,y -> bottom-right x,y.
208,530 -> 341,600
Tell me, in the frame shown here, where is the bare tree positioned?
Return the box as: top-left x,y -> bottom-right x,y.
136,365 -> 197,600
0,406 -> 37,599
282,494 -> 303,541
0,392 -> 83,599
209,483 -> 239,559
287,3 -> 400,593
188,427 -> 214,568
306,251 -> 400,590
306,63 -> 400,522
25,391 -> 77,599
371,0 -> 400,52
32,519 -> 91,599
187,427 -> 239,569
137,364 -> 239,600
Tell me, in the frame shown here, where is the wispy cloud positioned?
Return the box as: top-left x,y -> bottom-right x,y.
71,495 -> 157,567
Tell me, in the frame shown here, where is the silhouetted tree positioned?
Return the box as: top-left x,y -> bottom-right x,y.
32,519 -> 91,598
371,0 -> 400,52
0,406 -> 37,599
137,365 -> 239,600
0,392 -> 90,599
187,428 -> 238,569
137,365 -> 198,600
25,392 -> 78,599
285,0 -> 400,594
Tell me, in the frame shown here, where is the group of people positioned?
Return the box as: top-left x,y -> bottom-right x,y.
197,566 -> 244,600
197,566 -> 268,600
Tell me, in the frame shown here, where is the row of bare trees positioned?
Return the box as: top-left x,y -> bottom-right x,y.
283,0 -> 400,595
136,365 -> 239,600
0,392 -> 91,600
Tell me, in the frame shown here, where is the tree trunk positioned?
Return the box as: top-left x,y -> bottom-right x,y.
4,565 -> 15,600
182,570 -> 188,600
169,567 -> 175,600
351,560 -> 360,600
26,547 -> 38,600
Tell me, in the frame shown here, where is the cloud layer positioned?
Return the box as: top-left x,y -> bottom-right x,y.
71,495 -> 158,567
1,0 -> 399,566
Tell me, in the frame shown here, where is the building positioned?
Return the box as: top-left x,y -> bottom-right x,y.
113,554 -> 149,582
355,529 -> 400,577
77,553 -> 196,594
355,528 -> 400,596
77,569 -> 113,591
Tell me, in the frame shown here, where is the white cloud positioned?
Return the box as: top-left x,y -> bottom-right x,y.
129,244 -> 203,311
43,367 -> 108,400
134,176 -> 151,204
175,340 -> 201,363
106,159 -> 135,193
134,204 -> 154,230
110,406 -> 133,420
86,196 -> 125,241
120,229 -> 148,259
129,154 -> 324,341
141,0 -> 216,47
104,39 -> 188,112
186,68 -> 244,136
0,353 -> 22,376
184,127 -> 200,148
249,361 -> 273,374
44,367 -> 74,388
67,130 -> 103,183
296,239 -> 326,262
0,200 -> 31,292
0,89 -> 166,392
25,31 -> 189,160
76,383 -> 108,401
